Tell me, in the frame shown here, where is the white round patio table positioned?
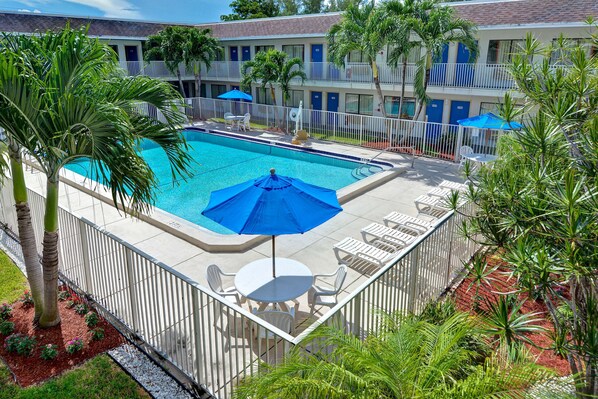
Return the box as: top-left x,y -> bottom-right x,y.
462,153 -> 498,164
235,258 -> 313,311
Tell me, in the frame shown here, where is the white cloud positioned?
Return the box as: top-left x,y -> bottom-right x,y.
63,0 -> 142,19
17,8 -> 42,12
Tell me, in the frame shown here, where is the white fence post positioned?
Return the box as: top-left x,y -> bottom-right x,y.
454,125 -> 464,163
191,288 -> 205,387
359,115 -> 364,145
407,246 -> 420,313
77,219 -> 93,294
124,248 -> 140,333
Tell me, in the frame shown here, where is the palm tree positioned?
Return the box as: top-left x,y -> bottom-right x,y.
0,27 -> 192,327
241,49 -> 306,128
327,1 -> 388,117
234,311 -> 552,398
408,0 -> 478,121
381,0 -> 421,120
145,26 -> 189,96
183,28 -> 222,98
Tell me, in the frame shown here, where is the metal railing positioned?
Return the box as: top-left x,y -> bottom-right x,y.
184,96 -> 505,161
122,60 -> 517,90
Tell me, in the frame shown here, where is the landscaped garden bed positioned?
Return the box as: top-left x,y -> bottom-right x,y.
451,252 -> 570,376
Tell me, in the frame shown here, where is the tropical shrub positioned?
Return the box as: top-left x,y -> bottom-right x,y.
19,291 -> 33,307
85,312 -> 99,328
58,290 -> 71,301
74,303 -> 89,316
90,328 -> 105,341
40,343 -> 58,360
0,321 -> 15,336
66,337 -> 84,354
4,333 -> 37,356
0,303 -> 12,320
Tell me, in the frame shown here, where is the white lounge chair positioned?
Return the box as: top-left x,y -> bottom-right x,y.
333,237 -> 397,268
361,222 -> 418,250
414,194 -> 451,216
308,265 -> 347,313
206,264 -> 241,306
426,187 -> 453,198
439,180 -> 469,192
251,306 -> 296,337
382,212 -> 434,236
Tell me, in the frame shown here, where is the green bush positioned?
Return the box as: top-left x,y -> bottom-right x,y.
85,312 -> 99,328
65,337 -> 83,354
74,303 -> 89,316
0,304 -> 11,321
90,328 -> 105,341
40,344 -> 58,360
19,291 -> 33,307
0,321 -> 14,336
58,290 -> 71,301
4,333 -> 36,356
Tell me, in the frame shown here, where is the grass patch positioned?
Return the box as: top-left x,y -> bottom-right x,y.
0,354 -> 149,399
0,251 -> 27,304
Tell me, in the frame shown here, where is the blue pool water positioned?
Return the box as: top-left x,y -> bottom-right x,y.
66,130 -> 383,234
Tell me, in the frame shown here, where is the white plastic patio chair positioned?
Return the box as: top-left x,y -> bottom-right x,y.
241,113 -> 251,131
308,265 -> 347,313
360,222 -> 418,250
224,112 -> 234,129
459,145 -> 474,169
382,212 -> 434,236
206,264 -> 241,306
251,306 -> 296,338
333,237 -> 397,268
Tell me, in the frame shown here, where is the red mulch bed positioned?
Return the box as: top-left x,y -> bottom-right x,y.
452,254 -> 570,376
0,293 -> 124,386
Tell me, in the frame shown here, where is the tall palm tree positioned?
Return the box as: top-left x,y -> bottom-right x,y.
381,0 -> 421,120
145,26 -> 189,96
408,0 -> 478,121
183,28 -> 222,97
327,1 -> 388,117
234,312 -> 552,398
0,27 -> 192,327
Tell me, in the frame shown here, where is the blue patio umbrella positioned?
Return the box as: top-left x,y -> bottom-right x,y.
217,89 -> 253,101
202,169 -> 342,277
457,112 -> 522,130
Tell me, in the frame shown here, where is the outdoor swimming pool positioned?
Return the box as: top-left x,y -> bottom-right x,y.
65,129 -> 385,234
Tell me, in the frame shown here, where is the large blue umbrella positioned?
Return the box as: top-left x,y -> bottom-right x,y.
457,112 -> 522,130
217,89 -> 253,101
202,169 -> 342,277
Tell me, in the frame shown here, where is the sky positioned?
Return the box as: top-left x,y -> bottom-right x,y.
0,0 -> 234,23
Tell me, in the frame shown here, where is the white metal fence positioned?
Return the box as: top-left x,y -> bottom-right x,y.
185,96 -> 504,161
122,60 -> 516,90
0,175 -> 478,397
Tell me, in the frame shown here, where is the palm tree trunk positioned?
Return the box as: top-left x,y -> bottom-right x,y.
399,59 -> 408,120
371,61 -> 387,118
194,62 -> 202,98
270,85 -> 281,129
9,151 -> 44,322
413,53 -> 432,121
38,178 -> 61,328
176,69 -> 185,97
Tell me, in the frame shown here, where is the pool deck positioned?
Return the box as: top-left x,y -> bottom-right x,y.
22,121 -> 462,333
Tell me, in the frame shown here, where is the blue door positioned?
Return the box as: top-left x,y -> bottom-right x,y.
311,91 -> 322,125
229,47 -> 238,62
327,92 -> 339,125
425,99 -> 444,142
429,44 -> 449,85
241,46 -> 251,61
125,45 -> 140,75
449,100 -> 470,136
311,44 -> 323,80
455,43 -> 474,86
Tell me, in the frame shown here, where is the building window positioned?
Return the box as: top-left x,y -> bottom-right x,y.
282,45 -> 304,61
345,94 -> 373,115
347,50 -> 365,63
486,40 -> 524,64
255,45 -> 275,55
550,38 -> 597,64
287,90 -> 304,108
256,88 -> 275,105
386,45 -> 421,64
211,84 -> 227,98
480,101 -> 524,117
200,84 -> 206,98
384,96 -> 415,119
214,47 -> 225,61
108,45 -> 119,59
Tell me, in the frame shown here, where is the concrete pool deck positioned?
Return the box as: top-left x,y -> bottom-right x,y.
22,125 -> 462,333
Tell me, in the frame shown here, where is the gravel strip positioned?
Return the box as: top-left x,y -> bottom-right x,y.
109,344 -> 194,399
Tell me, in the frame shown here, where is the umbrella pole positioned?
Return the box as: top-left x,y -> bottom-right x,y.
272,235 -> 276,278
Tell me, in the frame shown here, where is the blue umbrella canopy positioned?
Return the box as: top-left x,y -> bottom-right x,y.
202,169 -> 342,277
457,112 -> 522,130
217,89 -> 253,101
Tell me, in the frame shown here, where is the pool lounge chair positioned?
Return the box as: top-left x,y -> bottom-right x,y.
439,180 -> 469,192
333,237 -> 397,268
361,222 -> 418,250
382,212 -> 434,236
414,194 -> 451,216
